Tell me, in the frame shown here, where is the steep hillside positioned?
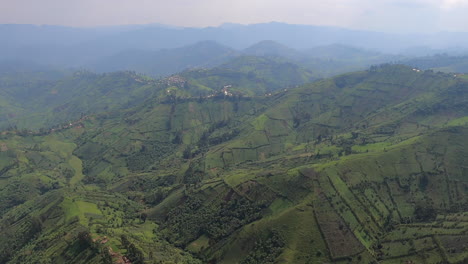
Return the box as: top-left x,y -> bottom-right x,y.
0,64 -> 467,263
0,70 -> 160,129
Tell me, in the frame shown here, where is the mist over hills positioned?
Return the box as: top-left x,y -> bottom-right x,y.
3,22 -> 468,70
87,40 -> 397,78
88,41 -> 239,77
242,40 -> 305,60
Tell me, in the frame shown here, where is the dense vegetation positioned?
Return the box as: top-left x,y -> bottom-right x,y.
0,63 -> 467,263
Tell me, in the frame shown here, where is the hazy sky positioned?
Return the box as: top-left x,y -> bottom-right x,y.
2,0 -> 468,32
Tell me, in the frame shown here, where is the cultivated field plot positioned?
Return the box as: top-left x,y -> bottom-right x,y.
314,194 -> 365,260
376,213 -> 468,263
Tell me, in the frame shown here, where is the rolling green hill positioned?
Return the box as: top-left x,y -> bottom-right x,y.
0,64 -> 467,263
181,56 -> 319,96
0,56 -> 319,130
0,70 -> 161,130
242,40 -> 305,61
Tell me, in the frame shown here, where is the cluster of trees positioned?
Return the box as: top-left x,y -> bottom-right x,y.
241,230 -> 285,264
414,205 -> 437,222
0,215 -> 42,263
183,165 -> 205,184
144,187 -> 172,206
126,142 -> 174,171
76,230 -> 114,264
163,194 -> 263,246
120,235 -> 145,264
182,119 -> 240,160
0,179 -> 38,215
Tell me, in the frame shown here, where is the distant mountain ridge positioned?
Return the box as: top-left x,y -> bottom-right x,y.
242,40 -> 305,60
89,41 -> 239,77
3,22 -> 468,69
87,39 -> 399,79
